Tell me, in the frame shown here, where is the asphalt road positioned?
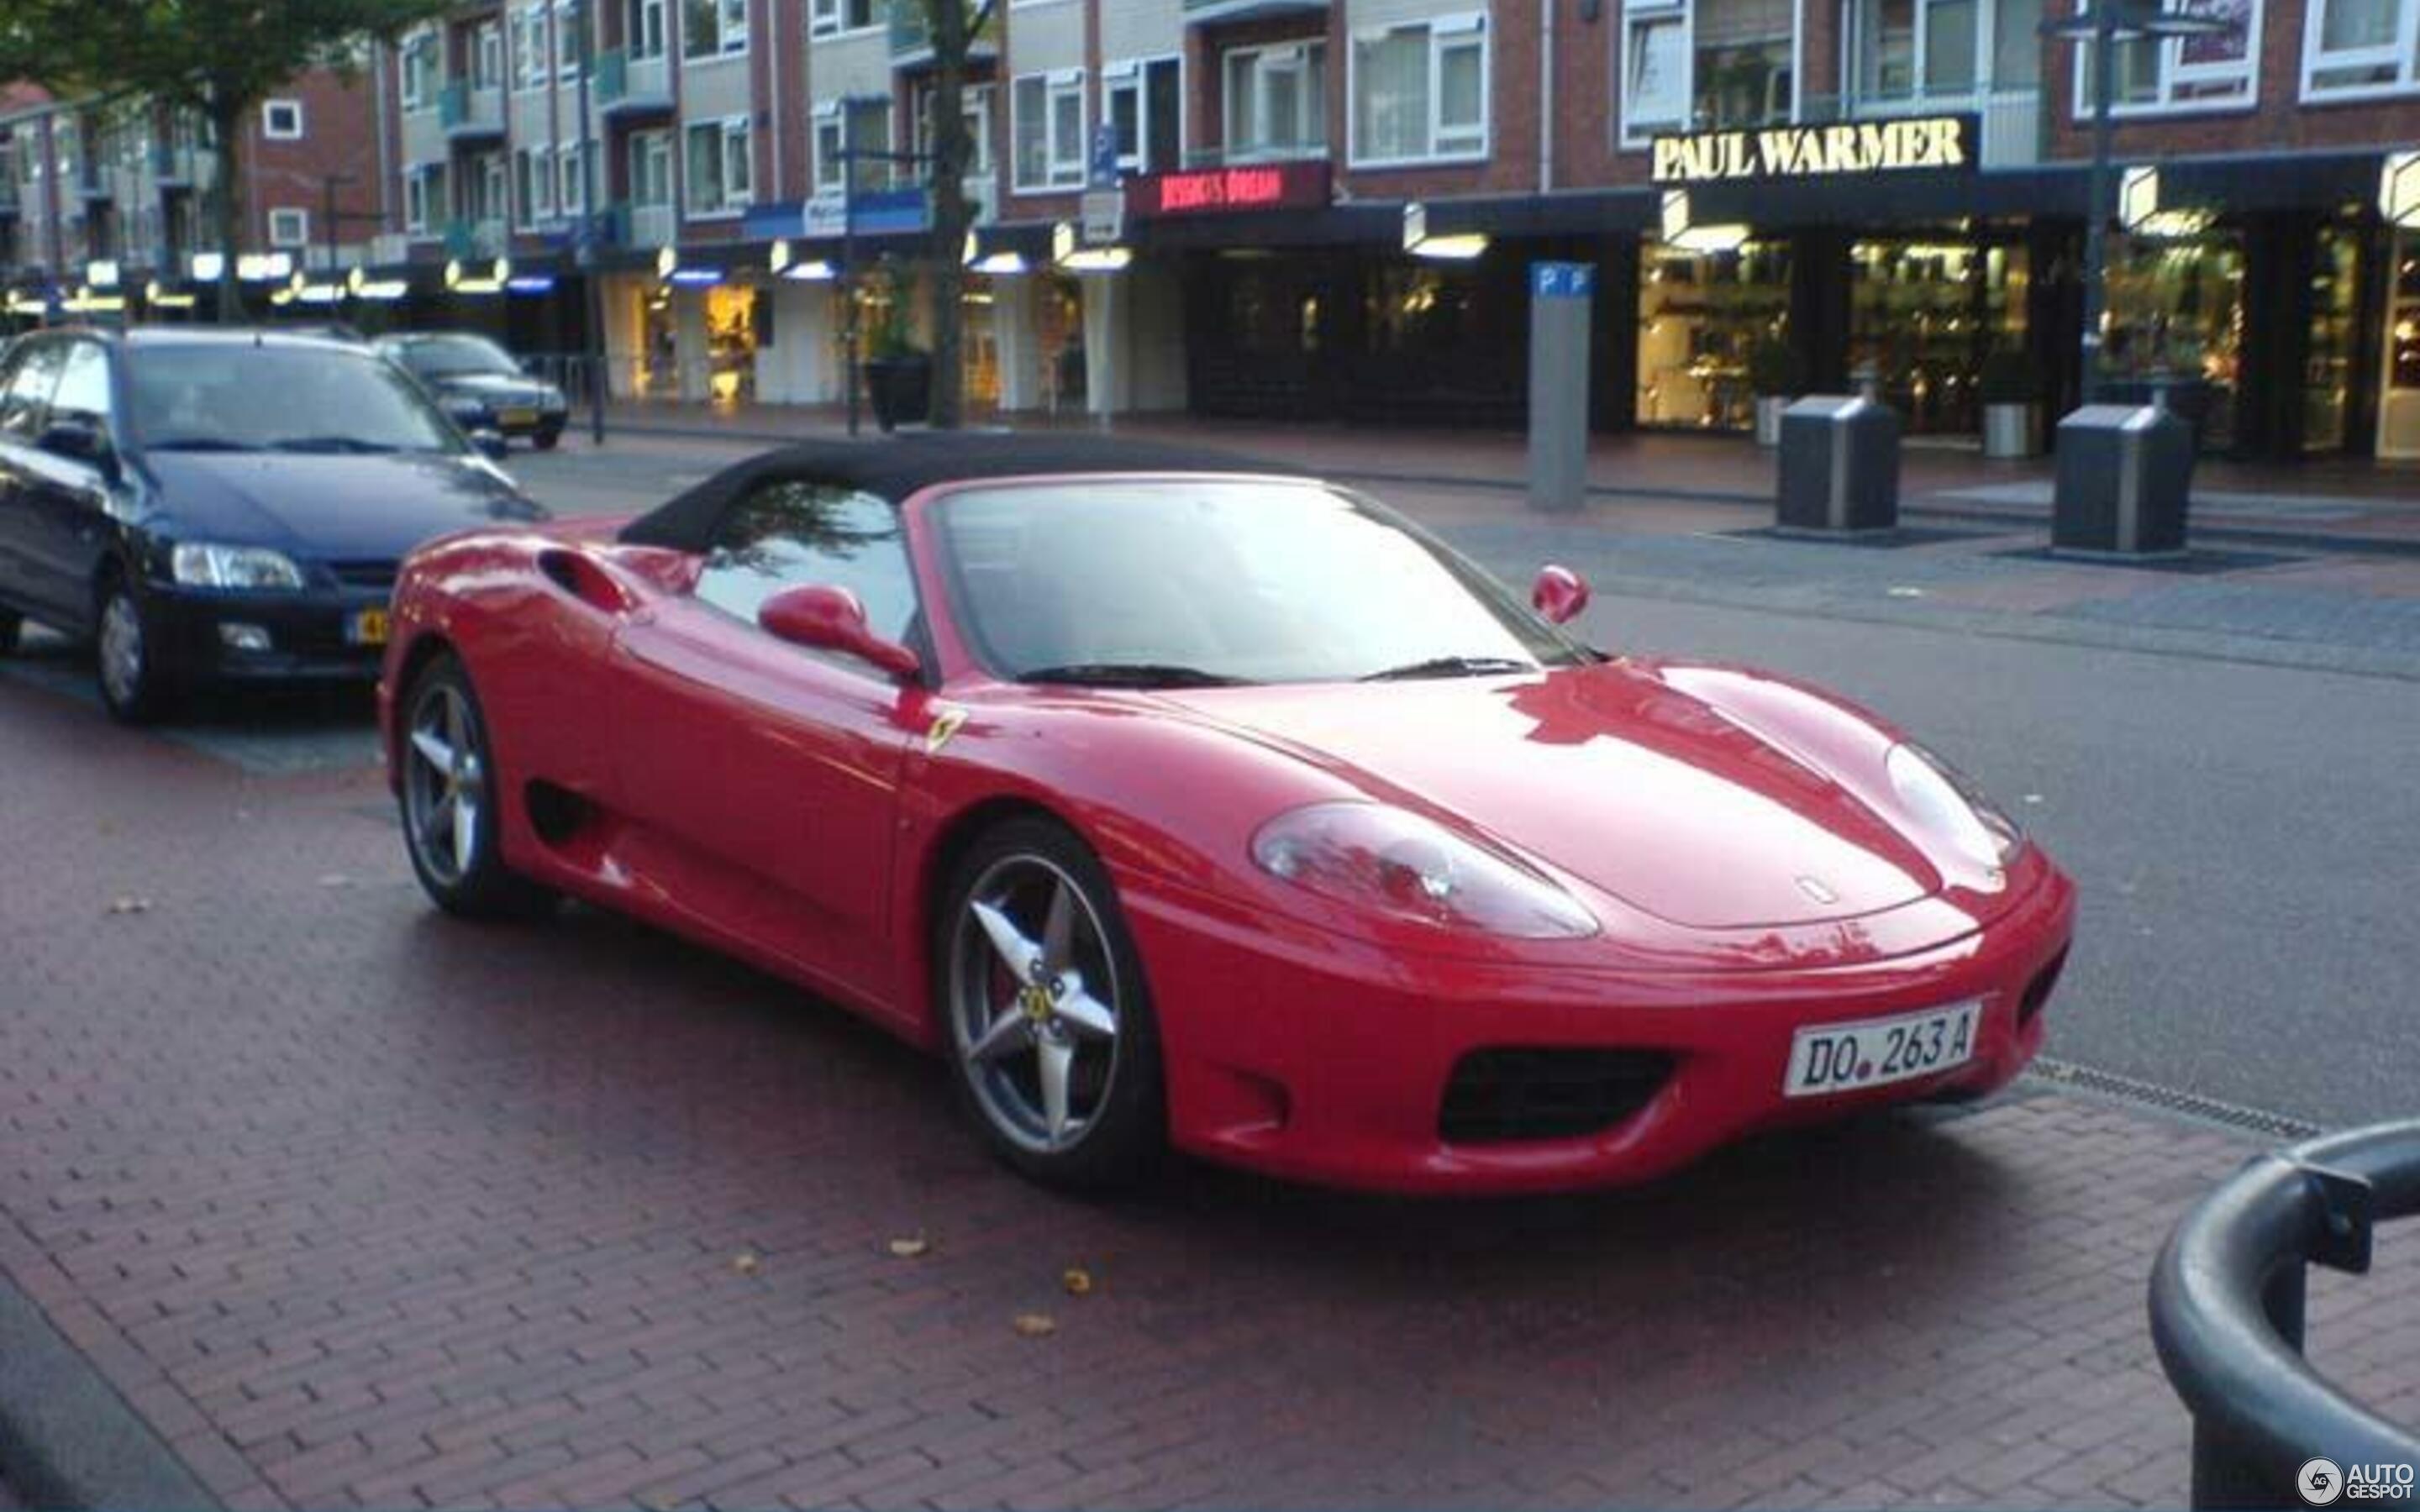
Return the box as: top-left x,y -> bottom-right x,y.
12,433 -> 2415,1133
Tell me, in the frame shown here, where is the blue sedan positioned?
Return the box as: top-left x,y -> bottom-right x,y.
0,328 -> 547,722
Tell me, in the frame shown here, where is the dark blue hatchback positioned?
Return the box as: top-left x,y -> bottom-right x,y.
0,328 -> 547,722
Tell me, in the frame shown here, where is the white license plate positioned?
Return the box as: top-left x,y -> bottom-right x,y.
1784,1000 -> 1981,1098
346,606 -> 390,648
498,407 -> 537,428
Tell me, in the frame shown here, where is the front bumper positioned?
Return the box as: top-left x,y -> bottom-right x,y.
1126,865 -> 2076,1195
143,584 -> 391,686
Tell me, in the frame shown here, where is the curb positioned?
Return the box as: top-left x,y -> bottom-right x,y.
595,420 -> 2420,560
0,1266 -> 218,1510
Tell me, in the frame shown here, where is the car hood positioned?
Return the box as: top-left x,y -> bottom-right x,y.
142,451 -> 547,562
1158,661 -> 1954,932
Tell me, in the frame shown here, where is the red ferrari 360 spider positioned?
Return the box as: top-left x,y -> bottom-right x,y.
379,436 -> 2074,1193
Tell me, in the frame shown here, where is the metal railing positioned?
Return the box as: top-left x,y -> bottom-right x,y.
597,47 -> 672,110
1799,87 -> 2044,169
2150,1120 -> 2420,1509
439,80 -> 504,136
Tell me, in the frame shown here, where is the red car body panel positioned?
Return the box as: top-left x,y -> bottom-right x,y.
380,474 -> 2076,1194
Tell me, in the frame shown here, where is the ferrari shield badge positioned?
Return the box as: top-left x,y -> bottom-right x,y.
925,704 -> 970,755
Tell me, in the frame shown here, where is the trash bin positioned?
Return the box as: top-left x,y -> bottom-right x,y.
2051,401 -> 2195,558
1776,394 -> 1901,534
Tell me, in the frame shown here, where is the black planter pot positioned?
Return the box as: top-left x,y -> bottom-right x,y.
862,354 -> 932,433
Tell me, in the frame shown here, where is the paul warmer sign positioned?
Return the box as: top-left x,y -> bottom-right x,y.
1650,116 -> 1975,184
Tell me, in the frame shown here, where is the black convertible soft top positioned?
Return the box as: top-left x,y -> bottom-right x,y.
617,433 -> 1305,553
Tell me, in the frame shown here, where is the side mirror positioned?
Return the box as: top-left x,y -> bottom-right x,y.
471,428 -> 511,460
758,583 -> 921,680
1532,564 -> 1591,625
39,417 -> 114,473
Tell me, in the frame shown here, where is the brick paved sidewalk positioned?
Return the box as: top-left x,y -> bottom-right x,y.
4,668 -> 2417,1511
593,401 -> 2420,546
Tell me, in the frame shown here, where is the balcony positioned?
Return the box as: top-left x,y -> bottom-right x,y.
444,217 -> 509,259
1800,87 -> 2043,169
439,80 -> 506,141
1182,0 -> 1328,24
888,0 -> 997,67
603,200 -> 677,249
597,47 -> 674,117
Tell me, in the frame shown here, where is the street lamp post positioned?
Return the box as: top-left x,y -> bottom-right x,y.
2044,0 -> 2238,403
575,0 -> 607,445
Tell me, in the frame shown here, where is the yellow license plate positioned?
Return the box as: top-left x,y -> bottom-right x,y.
498,407 -> 537,427
350,607 -> 390,647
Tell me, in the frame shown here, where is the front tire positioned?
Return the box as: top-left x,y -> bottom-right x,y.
533,429 -> 562,452
398,654 -> 556,920
95,574 -> 176,725
938,817 -> 1166,1189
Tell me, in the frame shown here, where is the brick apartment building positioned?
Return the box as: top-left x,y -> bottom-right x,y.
3,0 -> 2417,459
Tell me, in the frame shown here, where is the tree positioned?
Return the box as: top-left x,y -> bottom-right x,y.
915,0 -> 997,431
0,0 -> 455,320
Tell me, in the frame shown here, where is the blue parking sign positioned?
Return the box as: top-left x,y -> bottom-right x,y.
1531,261 -> 1596,300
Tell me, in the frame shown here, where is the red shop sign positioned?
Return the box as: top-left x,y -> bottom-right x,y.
1134,160 -> 1331,218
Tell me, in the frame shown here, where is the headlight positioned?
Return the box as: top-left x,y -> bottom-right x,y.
1252,801 -> 1599,939
171,543 -> 305,591
1886,743 -> 2021,867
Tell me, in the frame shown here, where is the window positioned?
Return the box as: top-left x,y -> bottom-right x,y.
1223,43 -> 1327,160
559,144 -> 589,213
2306,0 -> 2418,93
50,342 -> 113,433
262,99 -> 304,139
475,21 -> 504,87
555,0 -> 582,79
629,0 -> 666,58
915,83 -> 993,179
630,131 -> 671,205
513,7 -> 549,89
684,117 -> 751,212
810,0 -> 876,36
696,485 -> 920,663
401,29 -> 441,109
1104,58 -> 1181,175
682,0 -> 746,56
1621,2 -> 1689,139
1351,14 -> 1487,165
514,145 -> 559,224
268,207 -> 310,246
813,98 -> 894,192
405,166 -> 442,233
2075,0 -> 2257,111
0,340 -> 68,438
1012,71 -> 1086,192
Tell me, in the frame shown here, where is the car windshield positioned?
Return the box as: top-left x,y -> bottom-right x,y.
390,335 -> 519,378
127,344 -> 465,454
930,479 -> 1594,686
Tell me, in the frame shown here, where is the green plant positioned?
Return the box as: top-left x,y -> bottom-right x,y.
1746,336 -> 1808,397
1977,346 -> 2043,405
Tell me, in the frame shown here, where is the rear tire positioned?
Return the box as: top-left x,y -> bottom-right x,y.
936,817 -> 1166,1190
533,430 -> 562,452
397,653 -> 557,921
94,572 -> 177,725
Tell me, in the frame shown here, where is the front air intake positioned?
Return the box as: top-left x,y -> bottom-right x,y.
1439,1048 -> 1676,1144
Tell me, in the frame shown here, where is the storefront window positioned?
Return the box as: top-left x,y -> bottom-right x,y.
1848,237 -> 2028,435
2380,234 -> 2420,458
2104,228 -> 2244,449
2303,223 -> 2360,453
1635,238 -> 1791,431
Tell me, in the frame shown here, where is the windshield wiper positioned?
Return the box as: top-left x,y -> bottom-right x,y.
1359,654 -> 1537,682
269,436 -> 403,454
1018,662 -> 1256,689
144,436 -> 260,452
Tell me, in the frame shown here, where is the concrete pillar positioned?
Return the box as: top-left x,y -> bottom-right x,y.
674,289 -> 710,403
992,273 -> 1044,413
600,275 -> 646,400
756,279 -> 840,405
1125,261 -> 1188,413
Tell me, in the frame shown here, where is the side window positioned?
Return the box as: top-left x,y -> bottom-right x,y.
48,342 -> 114,432
0,341 -> 68,439
695,482 -> 919,664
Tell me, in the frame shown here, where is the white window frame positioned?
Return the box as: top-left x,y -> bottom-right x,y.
559,143 -> 588,214
405,165 -> 439,233
1221,41 -> 1328,160
915,81 -> 994,180
629,129 -> 672,207
1010,68 -> 1086,193
555,0 -> 582,81
2301,0 -> 2420,97
687,0 -> 747,57
513,7 -> 548,92
1347,13 -> 1491,169
1102,55 -> 1184,176
267,207 -> 310,247
401,29 -> 440,111
683,114 -> 752,215
261,99 -> 304,139
629,0 -> 667,60
475,20 -> 505,88
1618,0 -> 1689,146
2068,0 -> 2262,116
810,0 -> 878,39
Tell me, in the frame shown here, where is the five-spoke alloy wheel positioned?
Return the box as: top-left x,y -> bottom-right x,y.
399,654 -> 554,919
942,819 -> 1164,1188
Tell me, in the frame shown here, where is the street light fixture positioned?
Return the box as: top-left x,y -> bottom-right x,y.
2042,0 -> 2238,402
